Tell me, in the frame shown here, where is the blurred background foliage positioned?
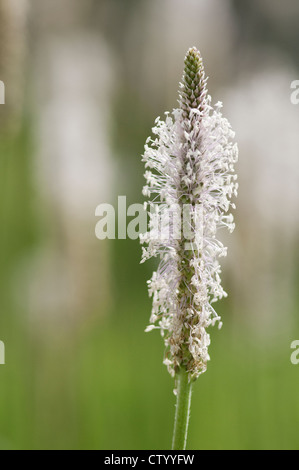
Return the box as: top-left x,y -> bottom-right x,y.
0,0 -> 299,450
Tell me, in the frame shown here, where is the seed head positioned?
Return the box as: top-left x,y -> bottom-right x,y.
141,48 -> 238,380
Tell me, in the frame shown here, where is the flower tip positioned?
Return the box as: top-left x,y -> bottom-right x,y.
185,46 -> 202,65
187,46 -> 200,55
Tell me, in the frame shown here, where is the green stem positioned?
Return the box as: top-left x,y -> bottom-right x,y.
172,367 -> 193,450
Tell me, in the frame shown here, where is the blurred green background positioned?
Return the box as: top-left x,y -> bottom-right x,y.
0,0 -> 299,450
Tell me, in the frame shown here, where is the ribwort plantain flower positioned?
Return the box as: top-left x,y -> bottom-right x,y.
141,47 -> 238,381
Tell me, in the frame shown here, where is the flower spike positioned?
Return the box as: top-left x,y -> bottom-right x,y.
141,47 -> 238,381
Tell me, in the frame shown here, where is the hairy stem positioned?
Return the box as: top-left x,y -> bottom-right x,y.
172,368 -> 193,450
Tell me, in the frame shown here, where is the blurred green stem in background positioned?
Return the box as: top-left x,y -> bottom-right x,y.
172,368 -> 193,450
